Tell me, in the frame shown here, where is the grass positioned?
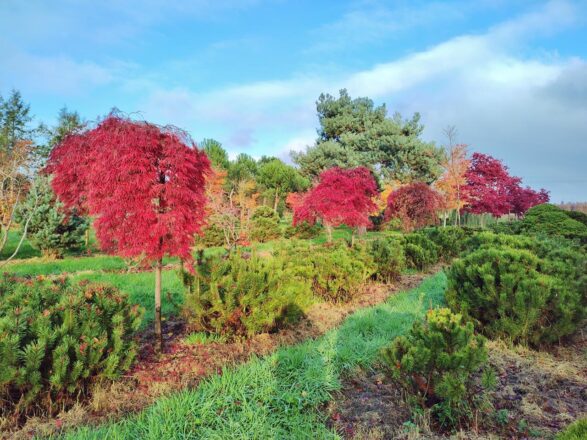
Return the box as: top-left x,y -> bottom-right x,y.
72,270 -> 184,329
184,332 -> 228,345
557,417 -> 587,440
3,255 -> 129,276
59,271 -> 446,439
0,229 -> 41,259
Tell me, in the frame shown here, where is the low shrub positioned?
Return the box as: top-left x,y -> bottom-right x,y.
446,245 -> 585,346
557,417 -> 587,440
488,220 -> 524,235
0,276 -> 142,416
249,206 -> 282,243
403,233 -> 439,270
565,210 -> 587,226
273,240 -> 375,303
382,308 -> 489,429
521,203 -> 587,243
368,236 -> 405,282
283,221 -> 321,239
423,226 -> 469,260
182,251 -> 312,338
196,223 -> 227,248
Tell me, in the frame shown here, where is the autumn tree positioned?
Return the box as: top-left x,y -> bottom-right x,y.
509,185 -> 549,217
385,182 -> 442,231
435,128 -> 469,226
463,153 -> 518,218
292,89 -> 443,183
48,114 -> 210,352
294,166 -> 377,243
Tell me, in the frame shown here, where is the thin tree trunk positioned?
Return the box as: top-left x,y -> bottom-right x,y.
154,258 -> 163,354
325,223 -> 333,242
273,187 -> 279,211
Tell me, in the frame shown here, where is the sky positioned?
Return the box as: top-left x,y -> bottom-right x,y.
1,0 -> 586,202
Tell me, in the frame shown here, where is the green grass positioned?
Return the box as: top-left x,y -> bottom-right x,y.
557,417 -> 587,440
0,229 -> 41,259
59,271 -> 446,439
3,255 -> 129,276
184,332 -> 228,345
72,270 -> 184,329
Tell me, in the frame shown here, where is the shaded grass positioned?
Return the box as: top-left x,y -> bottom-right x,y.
72,270 -> 184,329
59,271 -> 446,439
0,229 -> 41,259
3,255 -> 129,276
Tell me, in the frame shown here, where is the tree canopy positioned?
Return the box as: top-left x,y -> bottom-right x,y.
292,89 -> 443,183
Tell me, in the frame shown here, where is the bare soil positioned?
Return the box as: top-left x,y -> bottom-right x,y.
2,267 -> 437,439
326,330 -> 587,440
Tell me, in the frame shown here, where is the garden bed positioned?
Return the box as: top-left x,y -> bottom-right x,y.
326,332 -> 587,439
3,267 -> 441,439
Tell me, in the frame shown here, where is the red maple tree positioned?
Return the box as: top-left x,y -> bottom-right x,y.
509,185 -> 550,217
385,182 -> 442,231
48,114 -> 210,351
463,153 -> 518,217
293,167 -> 377,241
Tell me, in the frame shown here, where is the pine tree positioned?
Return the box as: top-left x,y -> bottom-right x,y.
15,175 -> 87,258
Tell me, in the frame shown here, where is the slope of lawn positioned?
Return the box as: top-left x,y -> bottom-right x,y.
60,271 -> 446,440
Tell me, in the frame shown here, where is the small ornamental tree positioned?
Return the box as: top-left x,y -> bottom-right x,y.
463,152 -> 518,217
385,182 -> 441,231
293,166 -> 377,242
47,114 -> 210,352
509,184 -> 549,217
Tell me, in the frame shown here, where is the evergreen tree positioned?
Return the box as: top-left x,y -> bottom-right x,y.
292,89 -> 443,183
0,89 -> 34,153
15,175 -> 88,258
201,138 -> 229,170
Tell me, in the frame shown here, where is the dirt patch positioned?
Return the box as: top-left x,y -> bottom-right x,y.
326,331 -> 587,440
2,267 -> 439,439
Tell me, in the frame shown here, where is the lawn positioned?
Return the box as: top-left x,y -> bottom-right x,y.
61,271 -> 446,439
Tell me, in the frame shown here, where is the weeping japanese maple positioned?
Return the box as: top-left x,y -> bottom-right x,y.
47,114 -> 210,352
293,166 -> 377,242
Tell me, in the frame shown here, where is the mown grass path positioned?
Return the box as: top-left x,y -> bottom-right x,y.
58,272 -> 446,440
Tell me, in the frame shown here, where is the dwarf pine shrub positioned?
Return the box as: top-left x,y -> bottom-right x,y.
368,236 -> 406,283
382,308 -> 488,429
182,251 -> 313,337
446,244 -> 585,346
0,276 -> 142,416
403,233 -> 439,270
424,226 -> 469,260
249,206 -> 282,243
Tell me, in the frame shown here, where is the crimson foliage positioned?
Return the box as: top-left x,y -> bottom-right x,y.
463,152 -> 548,217
385,182 -> 441,231
293,166 -> 377,229
47,114 -> 210,263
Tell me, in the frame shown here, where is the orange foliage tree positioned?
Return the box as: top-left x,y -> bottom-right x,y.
436,143 -> 469,226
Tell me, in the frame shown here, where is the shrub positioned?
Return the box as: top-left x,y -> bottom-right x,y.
0,276 -> 142,416
197,223 -> 227,247
382,308 -> 489,428
565,210 -> 587,226
446,245 -> 585,346
310,242 -> 375,302
182,251 -> 312,337
368,236 -> 405,282
521,203 -> 587,243
283,221 -> 321,239
403,233 -> 439,270
557,418 -> 587,440
249,206 -> 282,243
423,226 -> 469,260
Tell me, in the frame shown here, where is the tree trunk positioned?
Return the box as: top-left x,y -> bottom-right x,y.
154,258 -> 163,354
325,223 -> 333,242
85,228 -> 90,250
273,187 -> 279,211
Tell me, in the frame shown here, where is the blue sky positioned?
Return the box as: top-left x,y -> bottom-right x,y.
1,0 -> 586,201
